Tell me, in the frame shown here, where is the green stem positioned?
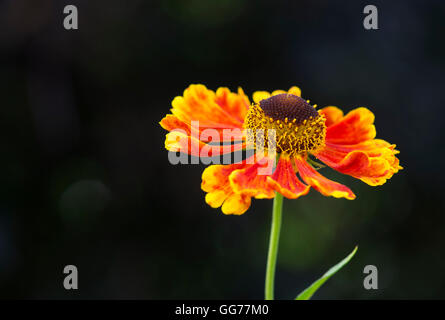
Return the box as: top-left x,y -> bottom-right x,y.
264,191 -> 284,300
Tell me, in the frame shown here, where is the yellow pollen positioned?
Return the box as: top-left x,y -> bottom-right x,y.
243,94 -> 326,156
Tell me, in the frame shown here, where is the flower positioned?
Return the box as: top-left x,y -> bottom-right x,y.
160,84 -> 402,215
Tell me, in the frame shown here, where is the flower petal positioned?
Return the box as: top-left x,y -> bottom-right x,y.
294,156 -> 356,200
319,106 -> 344,127
221,193 -> 251,215
271,90 -> 287,96
267,155 -> 310,199
325,107 -> 376,144
315,105 -> 401,186
202,162 -> 251,215
215,87 -> 250,123
160,114 -> 191,133
288,86 -> 302,97
165,130 -> 245,157
252,86 -> 302,104
313,140 -> 401,186
161,85 -> 248,156
160,114 -> 245,143
253,91 -> 271,104
229,156 -> 276,199
171,84 -> 246,130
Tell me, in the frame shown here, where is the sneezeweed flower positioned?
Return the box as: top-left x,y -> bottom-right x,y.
161,84 -> 401,213
160,84 -> 401,299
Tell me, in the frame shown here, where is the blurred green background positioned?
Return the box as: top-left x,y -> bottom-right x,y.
0,0 -> 444,299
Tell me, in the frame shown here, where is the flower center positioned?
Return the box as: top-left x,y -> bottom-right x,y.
244,93 -> 326,156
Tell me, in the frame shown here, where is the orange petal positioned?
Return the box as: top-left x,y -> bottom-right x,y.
160,114 -> 191,134
229,156 -> 276,199
202,162 -> 251,215
165,130 -> 245,157
160,114 -> 245,144
314,140 -> 401,186
319,106 -> 344,127
215,87 -> 250,123
171,84 -> 246,130
325,107 -> 376,144
294,156 -> 356,200
161,85 -> 248,156
267,155 -> 310,199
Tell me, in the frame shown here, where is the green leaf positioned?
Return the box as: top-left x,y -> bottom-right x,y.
295,246 -> 358,300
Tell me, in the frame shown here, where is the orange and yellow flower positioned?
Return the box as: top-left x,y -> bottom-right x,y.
160,84 -> 402,215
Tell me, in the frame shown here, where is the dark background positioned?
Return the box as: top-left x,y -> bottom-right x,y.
0,0 -> 444,299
